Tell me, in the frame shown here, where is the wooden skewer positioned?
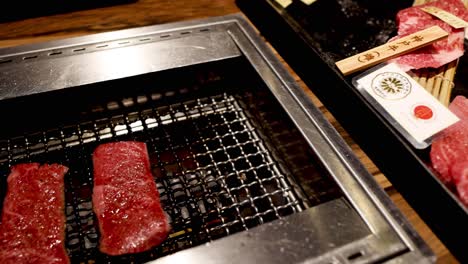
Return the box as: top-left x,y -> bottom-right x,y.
415,0 -> 428,5
439,60 -> 458,106
274,0 -> 292,8
418,70 -> 428,87
431,66 -> 446,99
409,72 -> 420,84
432,66 -> 447,98
425,68 -> 436,94
407,69 -> 418,78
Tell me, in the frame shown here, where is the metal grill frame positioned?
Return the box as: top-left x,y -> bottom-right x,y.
0,14 -> 434,264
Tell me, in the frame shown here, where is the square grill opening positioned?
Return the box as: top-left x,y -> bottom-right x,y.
0,58 -> 342,263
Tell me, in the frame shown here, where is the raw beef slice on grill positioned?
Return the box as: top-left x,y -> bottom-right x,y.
0,163 -> 70,264
92,141 -> 170,255
389,0 -> 468,71
430,96 -> 468,206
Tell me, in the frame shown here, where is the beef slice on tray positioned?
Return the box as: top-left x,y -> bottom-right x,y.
389,0 -> 468,71
431,96 -> 468,206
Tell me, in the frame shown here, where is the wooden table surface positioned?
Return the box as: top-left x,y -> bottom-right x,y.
0,0 -> 458,263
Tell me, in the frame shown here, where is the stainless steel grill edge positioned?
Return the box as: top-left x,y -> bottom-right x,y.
0,14 -> 434,264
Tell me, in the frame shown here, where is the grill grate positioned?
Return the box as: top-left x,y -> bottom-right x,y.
0,92 -> 311,263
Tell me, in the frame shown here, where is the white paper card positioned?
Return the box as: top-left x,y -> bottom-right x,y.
354,63 -> 459,148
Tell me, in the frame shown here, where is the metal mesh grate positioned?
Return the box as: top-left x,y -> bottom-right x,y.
0,92 -> 308,263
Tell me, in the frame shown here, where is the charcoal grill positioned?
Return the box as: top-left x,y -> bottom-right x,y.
0,15 -> 433,263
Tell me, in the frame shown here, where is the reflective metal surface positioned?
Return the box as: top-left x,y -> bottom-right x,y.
0,14 -> 434,263
154,199 -> 375,264
0,31 -> 240,100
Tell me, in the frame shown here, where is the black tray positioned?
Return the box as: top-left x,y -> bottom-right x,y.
237,0 -> 468,261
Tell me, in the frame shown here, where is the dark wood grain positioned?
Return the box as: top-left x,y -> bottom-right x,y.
0,0 -> 239,48
0,0 -> 456,262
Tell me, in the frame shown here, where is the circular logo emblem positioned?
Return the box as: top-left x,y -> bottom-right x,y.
371,72 -> 411,100
413,104 -> 434,120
